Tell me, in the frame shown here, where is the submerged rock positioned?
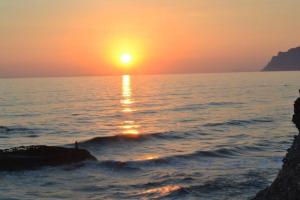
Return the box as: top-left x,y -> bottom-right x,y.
0,145 -> 96,171
263,46 -> 300,71
253,92 -> 300,200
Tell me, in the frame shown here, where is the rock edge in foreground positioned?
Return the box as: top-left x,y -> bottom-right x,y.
253,94 -> 300,200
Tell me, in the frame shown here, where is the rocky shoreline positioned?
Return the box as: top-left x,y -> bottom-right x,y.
0,145 -> 96,171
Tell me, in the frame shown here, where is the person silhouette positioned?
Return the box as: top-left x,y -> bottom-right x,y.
75,141 -> 79,149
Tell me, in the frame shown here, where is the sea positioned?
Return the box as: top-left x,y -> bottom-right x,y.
0,72 -> 299,200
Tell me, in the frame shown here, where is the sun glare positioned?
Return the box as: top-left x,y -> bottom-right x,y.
105,37 -> 146,70
120,53 -> 132,65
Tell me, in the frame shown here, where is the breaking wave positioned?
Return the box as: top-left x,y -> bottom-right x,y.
0,125 -> 37,135
204,117 -> 273,127
92,145 -> 264,170
79,131 -> 188,146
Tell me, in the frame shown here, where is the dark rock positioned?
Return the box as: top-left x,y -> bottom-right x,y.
253,92 -> 300,200
262,46 -> 300,71
0,145 -> 96,171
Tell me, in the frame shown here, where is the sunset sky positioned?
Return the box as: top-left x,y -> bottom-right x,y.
1,0 -> 300,77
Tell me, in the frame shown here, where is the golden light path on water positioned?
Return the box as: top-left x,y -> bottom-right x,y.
121,75 -> 139,135
141,185 -> 183,198
121,75 -> 160,163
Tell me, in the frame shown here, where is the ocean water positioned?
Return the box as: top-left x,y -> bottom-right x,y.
0,72 -> 299,200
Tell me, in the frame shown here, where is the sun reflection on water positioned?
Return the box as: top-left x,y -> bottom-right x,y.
142,185 -> 182,198
135,154 -> 159,161
121,75 -> 139,135
122,75 -> 131,98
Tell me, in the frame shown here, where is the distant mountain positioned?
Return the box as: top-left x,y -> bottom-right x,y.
263,46 -> 300,71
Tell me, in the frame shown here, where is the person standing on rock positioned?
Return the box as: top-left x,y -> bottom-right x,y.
75,141 -> 79,149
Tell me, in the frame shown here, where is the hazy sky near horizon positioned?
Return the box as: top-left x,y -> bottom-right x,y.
1,0 -> 300,77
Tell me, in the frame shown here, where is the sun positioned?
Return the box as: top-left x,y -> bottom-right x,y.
120,53 -> 132,65
105,37 -> 146,70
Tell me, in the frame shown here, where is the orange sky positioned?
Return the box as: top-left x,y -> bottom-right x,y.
1,0 -> 300,77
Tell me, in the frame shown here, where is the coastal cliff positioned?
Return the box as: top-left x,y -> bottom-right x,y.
263,47 -> 300,71
253,94 -> 300,200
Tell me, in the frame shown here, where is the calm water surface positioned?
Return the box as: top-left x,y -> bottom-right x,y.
0,72 -> 299,199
